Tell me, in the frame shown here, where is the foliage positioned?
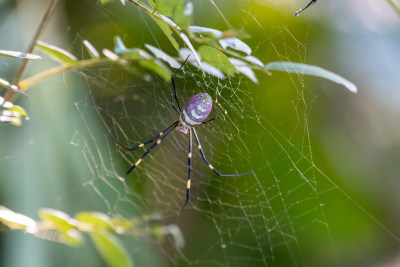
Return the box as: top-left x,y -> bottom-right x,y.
0,206 -> 183,267
0,0 -> 356,126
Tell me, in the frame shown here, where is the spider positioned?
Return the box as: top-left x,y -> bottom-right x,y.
112,56 -> 253,208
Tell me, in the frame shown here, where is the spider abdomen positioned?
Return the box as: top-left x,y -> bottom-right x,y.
180,93 -> 213,127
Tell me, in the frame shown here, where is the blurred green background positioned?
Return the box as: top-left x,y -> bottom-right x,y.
1,0 -> 400,266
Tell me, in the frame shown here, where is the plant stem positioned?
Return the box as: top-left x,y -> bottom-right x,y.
18,58 -> 109,91
387,0 -> 400,15
4,0 -> 60,102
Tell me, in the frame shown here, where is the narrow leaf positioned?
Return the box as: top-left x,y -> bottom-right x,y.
114,37 -> 151,59
83,40 -> 100,59
0,50 -> 41,60
145,44 -> 180,68
0,78 -> 27,96
36,41 -> 77,65
140,60 -> 171,82
266,62 -> 357,93
180,47 -> 225,79
219,37 -> 252,55
102,49 -> 120,61
153,18 -> 180,52
179,31 -> 203,71
114,36 -> 136,54
149,0 -> 181,16
189,26 -> 223,38
198,46 -> 237,75
39,208 -> 76,230
244,55 -> 263,67
174,2 -> 193,29
76,212 -> 113,231
229,58 -> 258,83
90,232 -> 133,267
156,14 -> 203,71
0,96 -> 29,126
0,206 -> 37,233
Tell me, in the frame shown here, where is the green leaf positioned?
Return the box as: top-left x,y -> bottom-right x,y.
36,41 -> 78,65
39,208 -> 76,231
102,49 -> 120,61
83,40 -> 100,59
0,96 -> 29,126
219,37 -> 252,55
149,0 -> 182,16
173,2 -> 192,30
76,212 -> 113,231
8,106 -> 28,118
179,48 -> 225,79
38,209 -> 84,246
114,36 -> 136,55
100,0 -> 114,4
189,26 -> 223,38
90,232 -> 133,267
229,58 -> 258,83
244,55 -> 263,67
0,78 -> 27,96
140,60 -> 171,82
152,14 -> 203,71
198,46 -> 237,75
145,44 -> 180,68
0,206 -> 37,233
114,36 -> 152,60
266,62 -> 357,93
0,50 -> 41,60
153,18 -> 180,52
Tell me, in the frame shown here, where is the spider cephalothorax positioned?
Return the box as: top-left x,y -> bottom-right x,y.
112,56 -> 252,208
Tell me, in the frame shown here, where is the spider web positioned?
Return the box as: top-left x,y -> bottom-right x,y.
67,2 -> 337,265
2,0 -> 400,266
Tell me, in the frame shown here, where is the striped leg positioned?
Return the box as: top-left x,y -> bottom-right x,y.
182,128 -> 193,209
171,55 -> 190,112
124,122 -> 178,178
170,92 -> 180,114
192,128 -> 253,177
111,122 -> 178,151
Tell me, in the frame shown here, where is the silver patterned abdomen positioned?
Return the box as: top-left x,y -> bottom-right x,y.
180,93 -> 213,130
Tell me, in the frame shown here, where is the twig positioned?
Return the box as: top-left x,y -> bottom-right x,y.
4,0 -> 60,102
387,0 -> 400,15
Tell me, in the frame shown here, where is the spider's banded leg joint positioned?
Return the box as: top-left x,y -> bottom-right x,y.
135,158 -> 142,167
188,152 -> 192,158
208,164 -> 214,170
187,180 -> 191,189
156,139 -> 161,144
138,144 -> 144,148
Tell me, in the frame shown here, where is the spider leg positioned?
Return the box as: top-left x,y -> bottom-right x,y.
182,128 -> 193,209
171,55 -> 190,113
294,0 -> 317,16
202,95 -> 220,124
111,122 -> 177,151
192,128 -> 253,177
170,92 -> 180,114
124,121 -> 178,178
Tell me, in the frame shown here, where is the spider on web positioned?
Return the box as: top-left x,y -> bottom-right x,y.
112,56 -> 253,208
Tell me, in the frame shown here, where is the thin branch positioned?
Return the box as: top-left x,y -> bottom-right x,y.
4,0 -> 60,102
387,0 -> 400,15
18,58 -> 108,91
